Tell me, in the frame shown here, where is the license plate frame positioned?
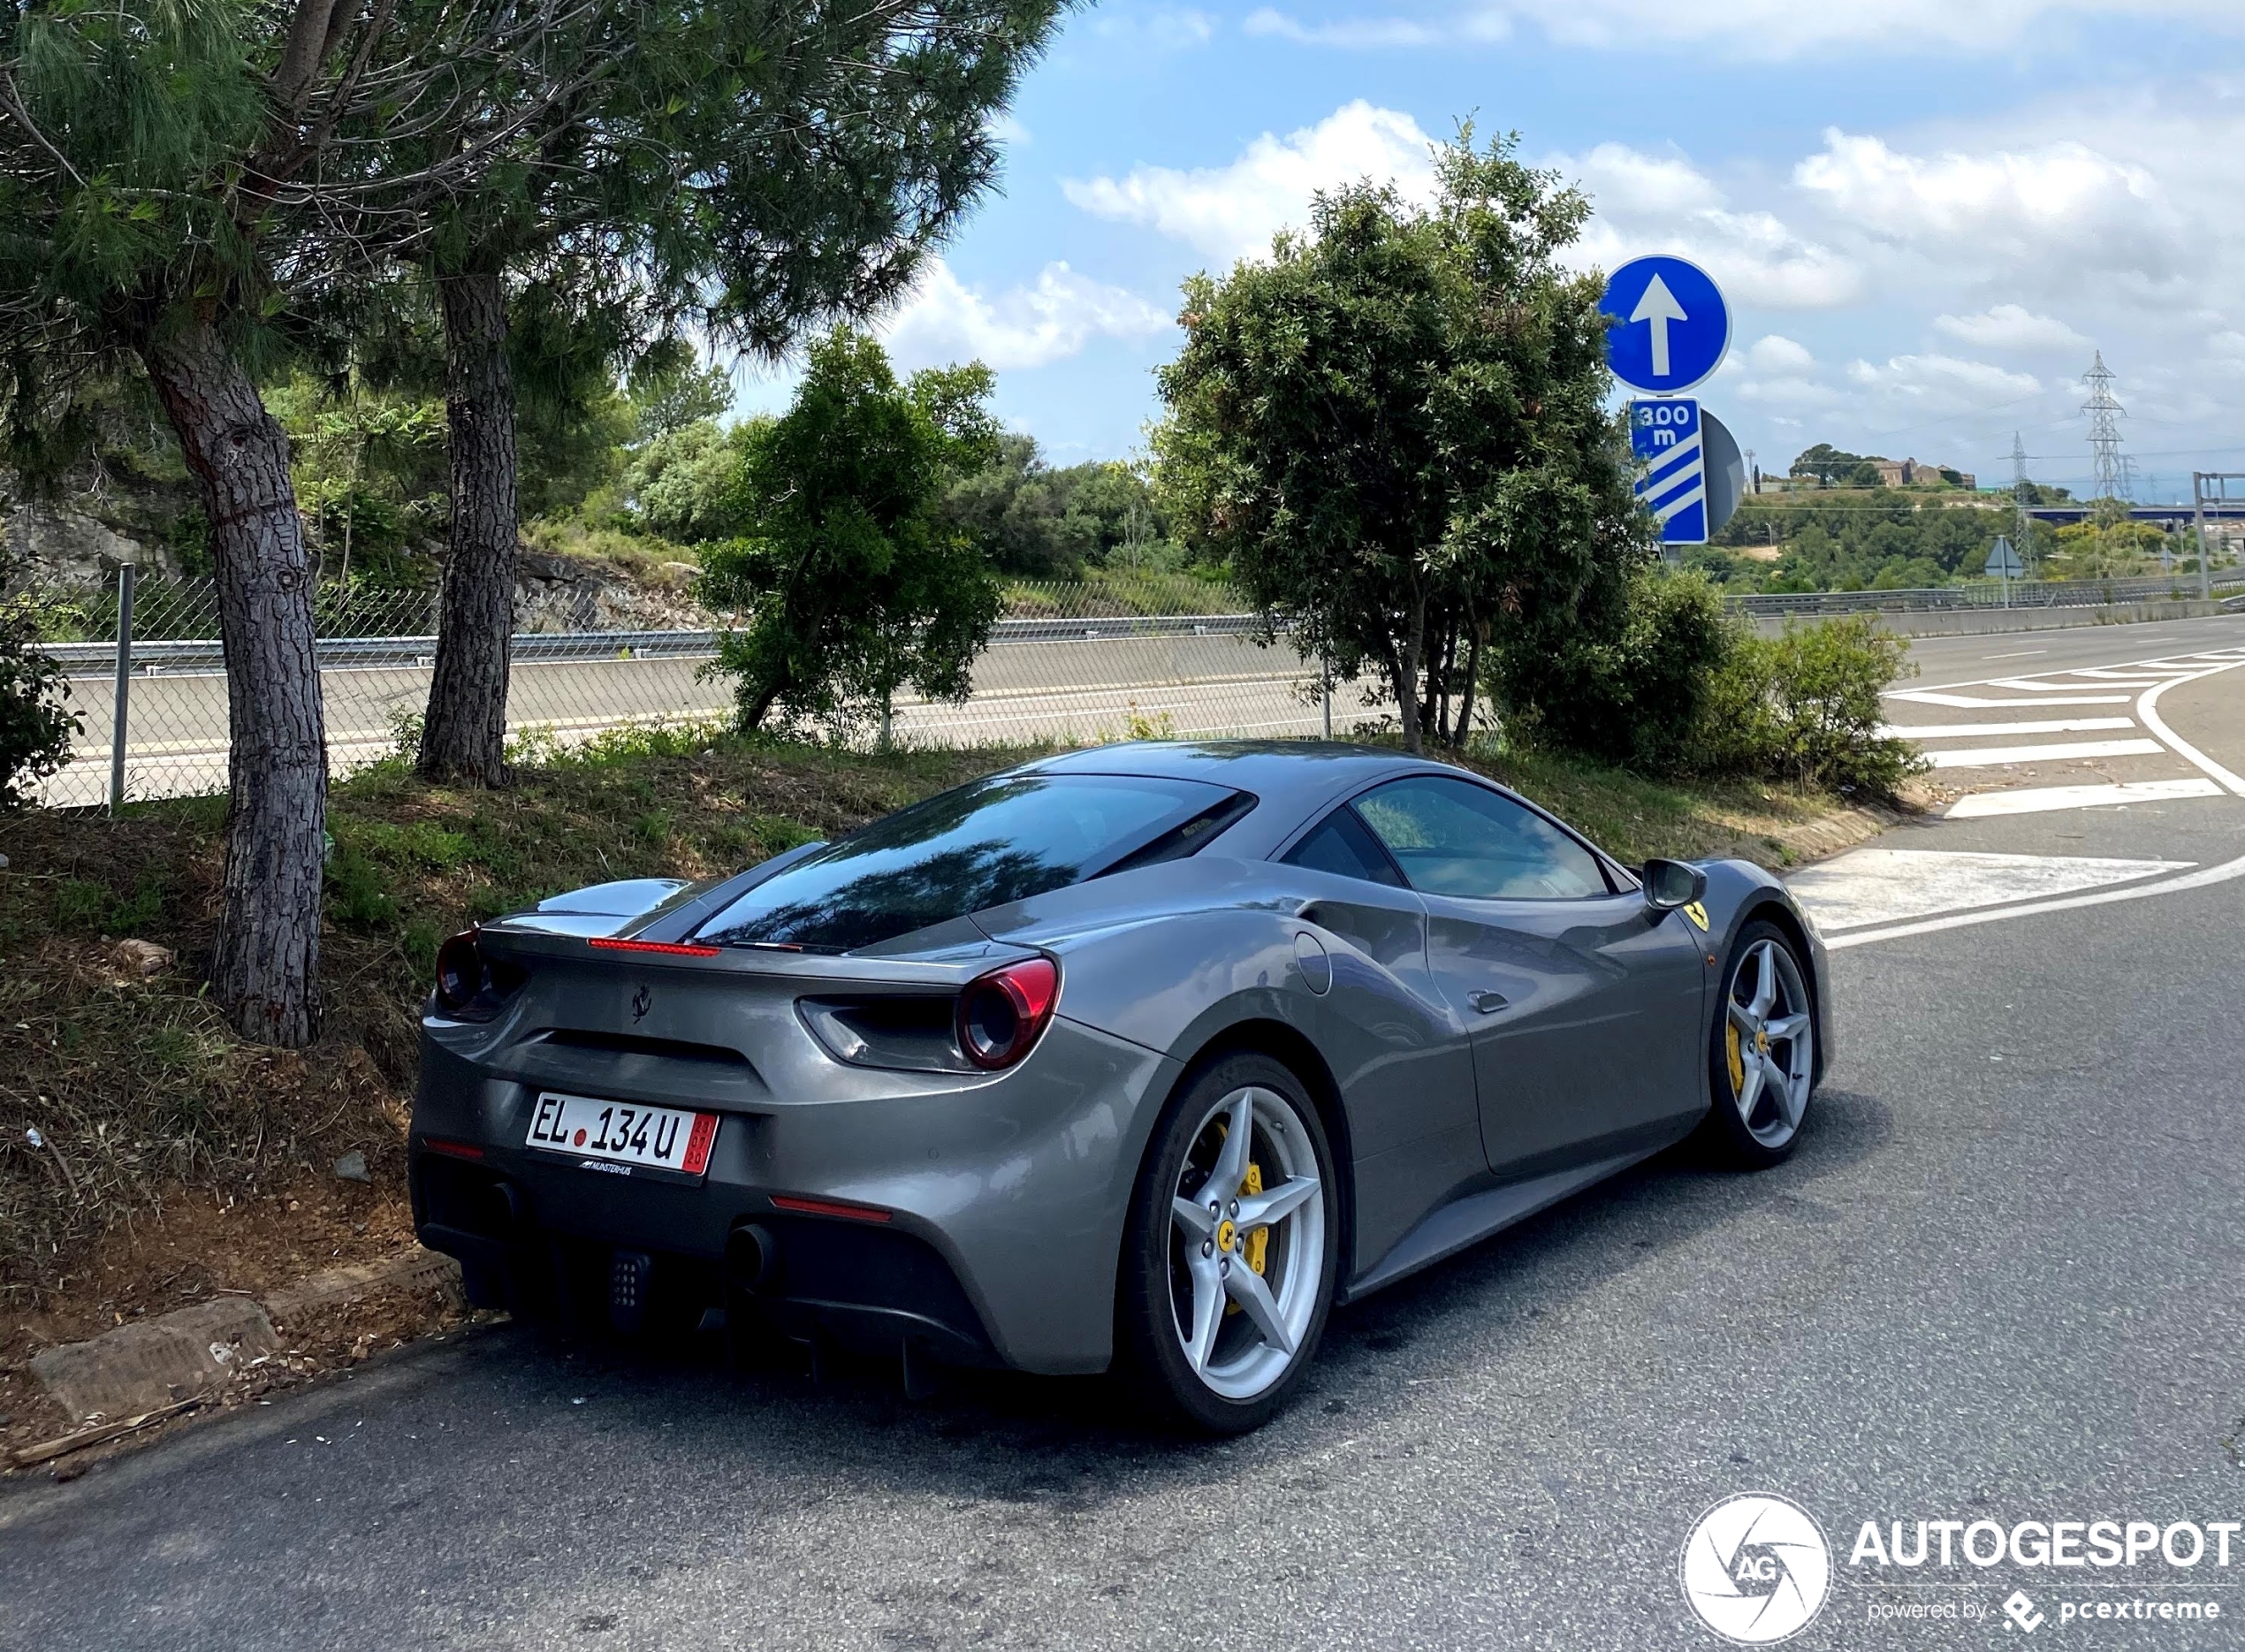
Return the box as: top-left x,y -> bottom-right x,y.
525,1092 -> 719,1183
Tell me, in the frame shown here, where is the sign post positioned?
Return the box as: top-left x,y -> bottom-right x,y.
1632,400 -> 1708,544
1600,256 -> 1731,397
1985,535 -> 2023,606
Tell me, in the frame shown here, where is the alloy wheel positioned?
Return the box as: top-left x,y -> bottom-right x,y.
1723,938 -> 1815,1150
1165,1085 -> 1327,1401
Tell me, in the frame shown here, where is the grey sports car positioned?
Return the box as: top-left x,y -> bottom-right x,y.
412,742 -> 1831,1432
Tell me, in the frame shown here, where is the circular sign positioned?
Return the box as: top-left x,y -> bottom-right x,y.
1678,1493 -> 1831,1644
1601,255 -> 1731,394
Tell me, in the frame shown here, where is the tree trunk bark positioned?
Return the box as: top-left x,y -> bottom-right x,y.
1395,573 -> 1426,755
419,266 -> 518,784
1457,613 -> 1486,750
139,319 -> 327,1048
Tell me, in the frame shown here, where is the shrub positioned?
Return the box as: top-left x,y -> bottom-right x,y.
1499,566 -> 1732,774
1699,617 -> 1926,796
0,577 -> 79,808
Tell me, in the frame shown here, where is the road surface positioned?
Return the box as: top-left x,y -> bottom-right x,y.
4,614 -> 2241,1649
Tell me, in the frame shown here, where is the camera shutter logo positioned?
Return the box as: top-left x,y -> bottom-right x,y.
1680,1493 -> 1832,1644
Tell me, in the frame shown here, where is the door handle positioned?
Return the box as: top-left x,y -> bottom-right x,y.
1469,990 -> 1509,1014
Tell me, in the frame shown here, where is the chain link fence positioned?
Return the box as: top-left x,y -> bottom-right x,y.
25,562 -> 2245,811
27,571 -> 1380,809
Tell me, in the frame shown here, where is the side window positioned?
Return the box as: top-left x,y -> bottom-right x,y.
1352,777 -> 1610,901
1282,807 -> 1407,888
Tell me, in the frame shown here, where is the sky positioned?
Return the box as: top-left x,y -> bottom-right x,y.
732,0 -> 2245,501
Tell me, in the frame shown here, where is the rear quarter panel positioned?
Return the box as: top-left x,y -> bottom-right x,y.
978,856 -> 1489,1281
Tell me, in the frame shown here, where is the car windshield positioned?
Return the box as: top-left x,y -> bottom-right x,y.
694,773 -> 1241,953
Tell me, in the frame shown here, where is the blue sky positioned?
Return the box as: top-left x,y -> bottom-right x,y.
736,1 -> 2245,500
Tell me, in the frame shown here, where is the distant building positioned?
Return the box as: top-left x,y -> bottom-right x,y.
1873,458 -> 1975,489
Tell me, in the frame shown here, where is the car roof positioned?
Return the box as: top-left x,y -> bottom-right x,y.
1018,741 -> 1458,846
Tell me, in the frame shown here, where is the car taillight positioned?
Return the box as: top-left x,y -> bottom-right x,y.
955,956 -> 1059,1071
432,929 -> 525,1017
434,930 -> 487,1015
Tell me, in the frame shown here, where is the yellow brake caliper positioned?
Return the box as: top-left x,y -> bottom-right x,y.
1725,1021 -> 1746,1098
1221,1161 -> 1271,1316
1243,1162 -> 1269,1276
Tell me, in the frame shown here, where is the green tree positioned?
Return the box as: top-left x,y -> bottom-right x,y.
0,0 -> 373,1044
1157,130 -> 1642,753
1789,444 -> 1887,487
396,0 -> 1069,785
698,331 -> 1002,737
940,436 -> 1175,578
0,543 -> 78,808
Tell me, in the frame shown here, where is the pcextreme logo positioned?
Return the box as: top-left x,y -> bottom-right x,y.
1681,1493 -> 1834,1644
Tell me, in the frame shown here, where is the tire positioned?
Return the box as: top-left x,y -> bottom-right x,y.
1115,1052 -> 1340,1435
1702,918 -> 1819,1169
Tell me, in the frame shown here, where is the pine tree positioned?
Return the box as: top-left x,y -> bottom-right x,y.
401,0 -> 1070,784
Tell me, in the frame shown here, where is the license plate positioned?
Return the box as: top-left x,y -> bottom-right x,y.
526,1092 -> 718,1179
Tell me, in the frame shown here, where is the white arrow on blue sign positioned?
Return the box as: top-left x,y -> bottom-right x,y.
1632,399 -> 1708,544
1601,255 -> 1730,395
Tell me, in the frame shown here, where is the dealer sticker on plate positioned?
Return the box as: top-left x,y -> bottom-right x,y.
527,1092 -> 718,1179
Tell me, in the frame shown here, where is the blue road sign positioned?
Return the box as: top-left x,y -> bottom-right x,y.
1632,399 -> 1708,544
1602,255 -> 1730,395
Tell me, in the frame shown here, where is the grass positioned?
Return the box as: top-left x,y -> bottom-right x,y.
0,727 -> 1876,1321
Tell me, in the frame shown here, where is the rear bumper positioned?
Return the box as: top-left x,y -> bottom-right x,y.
410,1014 -> 1176,1374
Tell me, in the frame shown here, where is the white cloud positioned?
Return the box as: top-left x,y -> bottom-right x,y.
1934,304 -> 2089,352
1243,6 -> 1500,47
1793,129 -> 2185,285
1550,0 -> 2238,54
1088,4 -> 1216,50
880,260 -> 1170,372
1746,335 -> 1817,374
1845,352 -> 2043,414
1063,101 -> 1438,263
1555,143 -> 1861,308
1251,1 -> 2245,58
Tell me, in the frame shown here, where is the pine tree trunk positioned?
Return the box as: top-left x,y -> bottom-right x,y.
419,266 -> 518,784
1395,573 -> 1426,755
139,320 -> 327,1048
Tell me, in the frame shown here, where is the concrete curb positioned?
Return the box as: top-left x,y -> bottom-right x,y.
25,1247 -> 465,1428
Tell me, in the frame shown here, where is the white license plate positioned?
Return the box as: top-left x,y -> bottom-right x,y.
526,1092 -> 718,1178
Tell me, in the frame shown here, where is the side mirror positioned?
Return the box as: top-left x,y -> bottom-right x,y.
1640,857 -> 1708,913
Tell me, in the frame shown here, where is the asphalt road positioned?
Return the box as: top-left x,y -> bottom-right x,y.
4,619 -> 2242,1651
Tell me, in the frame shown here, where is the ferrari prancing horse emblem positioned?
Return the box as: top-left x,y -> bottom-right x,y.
631,985 -> 651,1022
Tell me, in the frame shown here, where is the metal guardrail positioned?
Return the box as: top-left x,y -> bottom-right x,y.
43,611 -> 1269,675
1727,572 -> 2245,618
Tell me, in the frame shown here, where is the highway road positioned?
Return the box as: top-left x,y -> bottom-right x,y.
45,628 -> 1339,808
4,613 -> 2241,1649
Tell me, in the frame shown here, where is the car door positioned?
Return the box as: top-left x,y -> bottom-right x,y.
1348,775 -> 1708,1180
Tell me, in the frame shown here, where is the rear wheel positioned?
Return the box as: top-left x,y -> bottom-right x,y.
1703,919 -> 1817,1169
1116,1053 -> 1338,1434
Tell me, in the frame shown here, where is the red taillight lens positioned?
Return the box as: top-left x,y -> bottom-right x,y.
955,956 -> 1059,1071
434,930 -> 486,1014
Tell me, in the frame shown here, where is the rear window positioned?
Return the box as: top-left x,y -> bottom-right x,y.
694,773 -> 1244,954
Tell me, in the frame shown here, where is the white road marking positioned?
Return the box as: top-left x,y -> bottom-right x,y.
1990,676 -> 2167,690
2137,666 -> 2245,796
1888,691 -> 2133,708
1927,738 -> 2163,768
1944,779 -> 2224,818
2071,665 -> 2204,679
1790,849 -> 2190,934
1978,649 -> 2049,660
1828,846 -> 2245,950
1878,718 -> 2135,740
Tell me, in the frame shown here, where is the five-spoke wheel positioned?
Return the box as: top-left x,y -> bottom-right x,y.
1119,1053 -> 1337,1432
1704,919 -> 1817,1167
